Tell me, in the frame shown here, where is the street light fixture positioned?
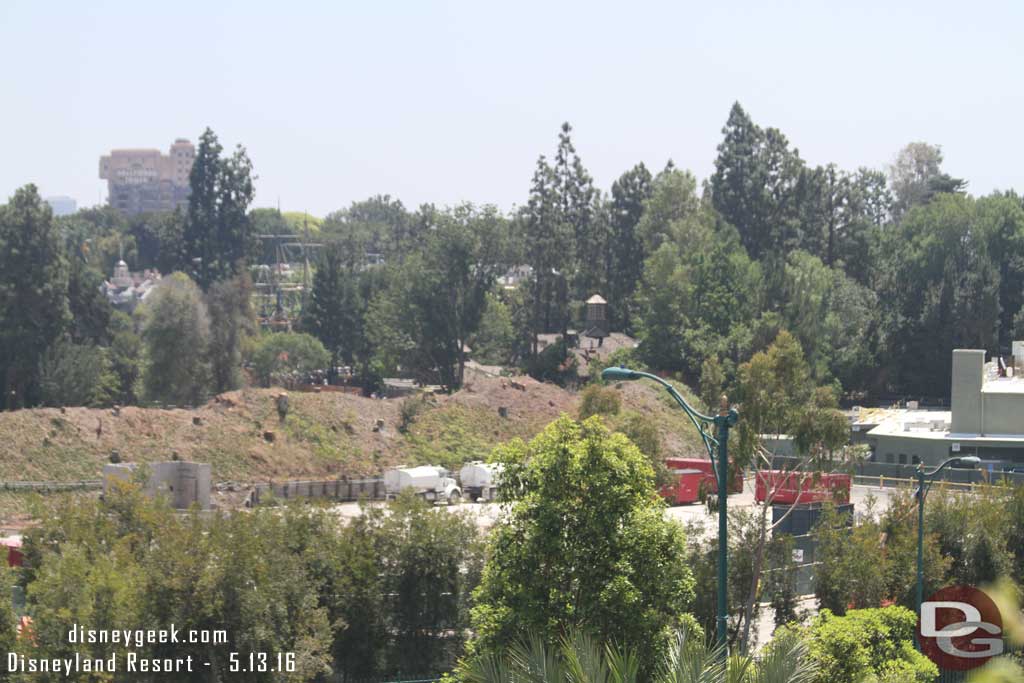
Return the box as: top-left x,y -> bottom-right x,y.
601,366 -> 738,651
915,454 -> 981,645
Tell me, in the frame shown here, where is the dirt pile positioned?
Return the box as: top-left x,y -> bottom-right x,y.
0,375 -> 706,487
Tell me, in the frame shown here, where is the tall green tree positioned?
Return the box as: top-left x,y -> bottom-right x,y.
183,128 -> 255,289
367,204 -> 507,391
709,102 -> 805,261
470,416 -> 696,669
606,162 -> 653,331
0,185 -> 70,409
305,244 -> 365,378
523,154 -> 573,349
107,311 -> 143,405
66,254 -> 113,345
321,195 -> 415,263
633,217 -> 762,382
876,193 -> 1001,395
552,123 -> 604,303
140,272 -> 211,406
979,192 -> 1024,350
206,273 -> 254,393
781,250 -> 877,387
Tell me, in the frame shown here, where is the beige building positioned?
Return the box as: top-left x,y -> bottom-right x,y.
99,138 -> 194,214
866,346 -> 1024,469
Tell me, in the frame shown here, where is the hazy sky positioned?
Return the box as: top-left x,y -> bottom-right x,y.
2,1 -> 1022,217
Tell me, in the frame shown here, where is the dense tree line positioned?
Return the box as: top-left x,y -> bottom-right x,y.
301,105 -> 1024,400
16,487 -> 482,682
5,106 -> 1024,408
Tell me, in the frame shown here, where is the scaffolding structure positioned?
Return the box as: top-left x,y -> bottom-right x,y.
252,230 -> 321,330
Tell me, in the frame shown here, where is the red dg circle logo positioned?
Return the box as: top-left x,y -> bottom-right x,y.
918,585 -> 1004,670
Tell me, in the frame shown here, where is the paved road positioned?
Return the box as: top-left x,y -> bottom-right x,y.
330,481 -> 901,531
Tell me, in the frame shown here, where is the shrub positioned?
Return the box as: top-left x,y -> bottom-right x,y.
780,606 -> 939,683
578,384 -> 621,419
398,394 -> 431,433
251,332 -> 331,388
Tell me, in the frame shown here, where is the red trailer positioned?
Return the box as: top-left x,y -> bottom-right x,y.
755,471 -> 851,505
0,536 -> 23,567
659,468 -> 705,505
663,457 -> 744,494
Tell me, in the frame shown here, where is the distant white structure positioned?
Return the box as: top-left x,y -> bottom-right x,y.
102,259 -> 161,312
103,461 -> 211,510
499,265 -> 533,289
45,196 -> 77,216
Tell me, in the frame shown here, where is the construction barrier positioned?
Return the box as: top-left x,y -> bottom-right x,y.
248,478 -> 385,506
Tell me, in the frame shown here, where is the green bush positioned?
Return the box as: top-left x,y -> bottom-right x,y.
780,606 -> 938,683
251,331 -> 330,387
398,394 -> 431,433
578,384 -> 621,419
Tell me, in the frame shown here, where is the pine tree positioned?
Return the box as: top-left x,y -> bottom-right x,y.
553,123 -> 604,303
709,103 -> 804,260
522,156 -> 572,351
183,128 -> 255,289
607,162 -> 653,332
305,245 -> 363,379
0,185 -> 70,409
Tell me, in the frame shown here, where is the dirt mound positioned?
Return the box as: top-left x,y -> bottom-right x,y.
0,376 -> 706,501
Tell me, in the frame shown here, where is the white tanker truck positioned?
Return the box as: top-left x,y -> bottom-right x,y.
383,466 -> 462,505
458,461 -> 502,502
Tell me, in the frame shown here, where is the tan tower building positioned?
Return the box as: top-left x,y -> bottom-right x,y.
99,138 -> 194,214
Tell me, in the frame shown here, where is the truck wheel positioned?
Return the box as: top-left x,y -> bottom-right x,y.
448,491 -> 462,506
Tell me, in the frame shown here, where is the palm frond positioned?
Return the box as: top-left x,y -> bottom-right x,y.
657,628 -> 728,683
603,641 -> 640,683
561,629 -> 609,683
747,630 -> 817,683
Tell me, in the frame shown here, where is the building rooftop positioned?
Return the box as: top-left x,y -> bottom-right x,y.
866,409 -> 1024,443
981,376 -> 1024,394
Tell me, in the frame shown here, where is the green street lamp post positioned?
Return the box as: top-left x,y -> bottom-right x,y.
914,454 -> 980,645
601,367 -> 739,651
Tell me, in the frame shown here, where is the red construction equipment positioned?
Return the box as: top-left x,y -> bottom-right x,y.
660,468 -> 705,505
663,457 -> 744,494
0,536 -> 22,567
755,470 -> 851,505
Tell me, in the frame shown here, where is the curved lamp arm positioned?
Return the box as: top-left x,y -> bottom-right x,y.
916,455 -> 981,499
601,366 -> 730,479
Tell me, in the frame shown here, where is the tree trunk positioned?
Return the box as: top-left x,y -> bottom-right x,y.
740,503 -> 770,652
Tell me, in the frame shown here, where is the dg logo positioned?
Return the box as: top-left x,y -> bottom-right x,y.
918,585 -> 1004,671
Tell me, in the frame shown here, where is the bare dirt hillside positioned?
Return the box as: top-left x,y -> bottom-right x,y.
0,375 -> 708,487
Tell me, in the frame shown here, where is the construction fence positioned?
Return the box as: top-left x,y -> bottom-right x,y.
769,455 -> 1024,489
247,478 -> 386,506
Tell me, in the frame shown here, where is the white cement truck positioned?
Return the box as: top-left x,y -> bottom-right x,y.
458,461 -> 502,502
383,466 -> 461,505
